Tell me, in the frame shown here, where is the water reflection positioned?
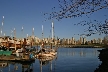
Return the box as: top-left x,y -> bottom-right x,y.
58,48 -> 99,57
0,48 -> 103,72
0,61 -> 8,72
22,63 -> 33,72
0,55 -> 57,72
0,61 -> 35,72
39,55 -> 57,72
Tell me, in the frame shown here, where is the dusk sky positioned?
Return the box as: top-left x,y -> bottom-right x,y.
0,0 -> 108,40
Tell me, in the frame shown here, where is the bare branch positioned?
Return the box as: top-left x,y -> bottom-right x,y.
44,0 -> 108,20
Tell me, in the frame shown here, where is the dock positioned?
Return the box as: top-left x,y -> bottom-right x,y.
0,55 -> 35,62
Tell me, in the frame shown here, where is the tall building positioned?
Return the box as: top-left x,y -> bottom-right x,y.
80,37 -> 82,44
98,38 -> 102,44
93,39 -> 96,43
82,37 -> 86,44
71,37 -> 75,44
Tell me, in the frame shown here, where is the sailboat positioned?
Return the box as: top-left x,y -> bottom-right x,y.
36,22 -> 57,59
36,25 -> 53,58
48,21 -> 57,56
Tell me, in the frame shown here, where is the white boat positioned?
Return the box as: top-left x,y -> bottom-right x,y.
36,23 -> 57,59
35,48 -> 57,58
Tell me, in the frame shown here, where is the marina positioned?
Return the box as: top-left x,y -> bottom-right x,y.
0,19 -> 58,63
0,48 -> 103,72
0,39 -> 58,62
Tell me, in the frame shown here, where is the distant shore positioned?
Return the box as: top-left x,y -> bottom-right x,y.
33,44 -> 104,48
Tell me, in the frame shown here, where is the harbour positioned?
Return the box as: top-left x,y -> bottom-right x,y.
0,18 -> 58,63
0,47 -> 104,72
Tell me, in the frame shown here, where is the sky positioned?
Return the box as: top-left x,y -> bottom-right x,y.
0,0 -> 108,40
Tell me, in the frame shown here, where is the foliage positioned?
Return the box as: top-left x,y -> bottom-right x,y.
44,0 -> 108,36
74,19 -> 108,36
103,35 -> 108,45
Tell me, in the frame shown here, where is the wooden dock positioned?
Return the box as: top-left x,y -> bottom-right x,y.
0,54 -> 35,62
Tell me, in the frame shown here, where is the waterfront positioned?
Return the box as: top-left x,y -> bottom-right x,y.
0,47 -> 103,72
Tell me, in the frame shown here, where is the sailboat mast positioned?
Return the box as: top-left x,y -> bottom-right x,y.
22,26 -> 23,36
11,30 -> 13,38
14,28 -> 16,50
41,25 -> 44,48
21,26 -> 23,48
42,25 -> 43,40
52,21 -> 54,40
32,27 -> 34,46
32,28 -> 34,37
27,34 -> 28,38
1,16 -> 4,37
51,21 -> 54,49
41,25 -> 44,55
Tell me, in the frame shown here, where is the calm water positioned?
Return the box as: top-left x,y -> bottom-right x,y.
0,48 -> 103,72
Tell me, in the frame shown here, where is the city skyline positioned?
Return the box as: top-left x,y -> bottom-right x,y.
0,0 -> 107,40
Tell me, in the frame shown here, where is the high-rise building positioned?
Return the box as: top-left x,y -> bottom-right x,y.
80,37 -> 82,44
93,39 -> 96,43
82,37 -> 86,44
71,37 -> 75,44
98,38 -> 102,44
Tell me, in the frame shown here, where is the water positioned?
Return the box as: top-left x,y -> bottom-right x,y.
0,48 -> 103,72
